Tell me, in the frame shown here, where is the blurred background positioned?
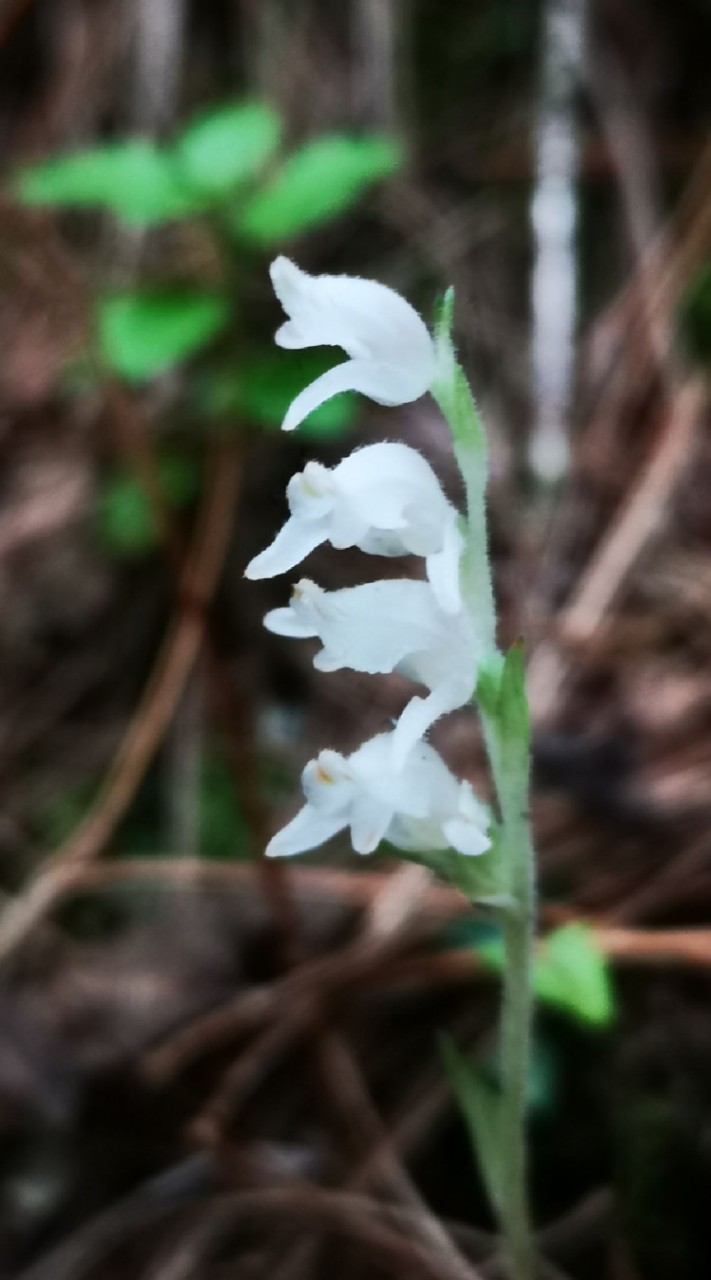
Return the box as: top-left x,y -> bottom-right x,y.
0,1 -> 710,1277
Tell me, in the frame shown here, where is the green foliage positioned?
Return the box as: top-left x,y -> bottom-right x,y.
199,750 -> 252,858
477,643 -> 530,822
98,289 -> 228,382
410,833 -> 512,908
14,108 -> 402,250
197,350 -> 357,439
40,780 -> 98,845
15,102 -> 281,222
496,641 -> 530,749
525,1034 -> 561,1117
534,923 -> 615,1027
98,453 -> 199,557
441,1035 -> 505,1212
680,259 -> 711,365
16,140 -> 199,225
175,101 -> 281,196
477,922 -> 615,1028
236,133 -> 401,243
442,1031 -> 561,1219
477,642 -> 529,748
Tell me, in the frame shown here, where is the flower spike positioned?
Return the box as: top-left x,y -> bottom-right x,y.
270,257 -> 436,431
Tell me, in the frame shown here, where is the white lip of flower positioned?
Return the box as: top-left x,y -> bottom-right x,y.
245,442 -> 464,613
264,578 -> 479,767
270,257 -> 436,432
266,731 -> 491,858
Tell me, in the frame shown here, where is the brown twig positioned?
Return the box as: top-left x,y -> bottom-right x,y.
0,442 -> 240,966
16,1179 -> 485,1280
103,379 -> 302,960
528,375 -> 705,720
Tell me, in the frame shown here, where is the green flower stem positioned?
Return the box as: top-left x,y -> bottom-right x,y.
486,709 -> 536,1280
435,344 -> 537,1280
500,898 -> 535,1280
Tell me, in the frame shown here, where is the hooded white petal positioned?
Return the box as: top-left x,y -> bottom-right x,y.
269,257 -> 436,430
245,442 -> 464,613
266,731 -> 490,859
282,359 -> 406,433
265,578 -> 475,684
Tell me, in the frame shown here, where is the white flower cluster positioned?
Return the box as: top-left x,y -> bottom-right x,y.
247,258 -> 491,861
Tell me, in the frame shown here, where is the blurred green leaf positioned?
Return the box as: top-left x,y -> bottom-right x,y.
40,780 -> 98,845
441,1036 -> 504,1212
533,923 -> 615,1027
526,1034 -> 561,1117
199,751 -> 252,858
99,453 -> 200,557
680,260 -> 711,365
235,133 -> 401,243
99,289 -> 229,382
175,101 -> 281,196
16,141 -> 199,225
477,923 -> 615,1028
197,350 -> 357,438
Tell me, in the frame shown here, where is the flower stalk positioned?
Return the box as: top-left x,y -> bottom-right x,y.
436,297 -> 537,1279
248,259 -> 538,1280
484,700 -> 536,1280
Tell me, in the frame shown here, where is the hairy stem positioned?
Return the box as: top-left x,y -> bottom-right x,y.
500,831 -> 536,1280
438,347 -> 537,1279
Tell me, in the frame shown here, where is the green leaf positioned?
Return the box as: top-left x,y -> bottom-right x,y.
98,453 -> 200,557
475,651 -> 506,718
175,101 -> 281,197
235,133 -> 401,243
433,288 -> 457,389
477,923 -> 615,1028
16,141 -> 198,225
441,1036 -> 504,1213
98,289 -> 229,382
533,923 -> 615,1028
477,643 -> 530,812
497,640 -> 530,750
197,351 -> 357,439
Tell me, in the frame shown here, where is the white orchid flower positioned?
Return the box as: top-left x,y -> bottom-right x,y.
270,257 -> 436,432
264,578 -> 479,766
245,442 -> 464,613
266,731 -> 490,858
